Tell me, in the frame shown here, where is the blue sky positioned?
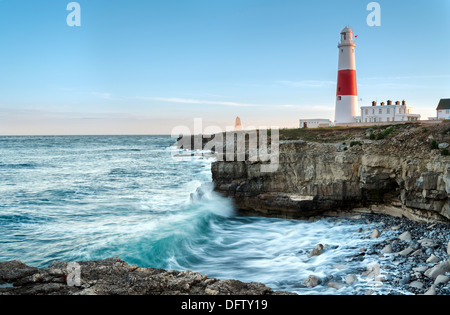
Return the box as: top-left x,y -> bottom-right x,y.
0,0 -> 449,134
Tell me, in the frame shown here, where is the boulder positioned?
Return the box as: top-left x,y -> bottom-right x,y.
426,254 -> 440,264
381,245 -> 393,254
424,259 -> 450,279
363,263 -> 381,278
302,275 -> 321,288
328,282 -> 346,290
370,229 -> 381,238
399,231 -> 412,242
434,275 -> 449,285
409,281 -> 424,289
398,247 -> 414,256
423,285 -> 436,295
345,274 -> 357,285
310,244 -> 324,257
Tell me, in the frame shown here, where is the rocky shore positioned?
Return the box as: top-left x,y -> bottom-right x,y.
303,214 -> 450,295
0,257 -> 292,295
1,212 -> 448,295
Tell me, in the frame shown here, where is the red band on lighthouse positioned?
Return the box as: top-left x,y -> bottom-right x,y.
336,69 -> 357,96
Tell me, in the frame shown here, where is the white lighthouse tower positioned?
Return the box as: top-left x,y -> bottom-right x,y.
334,26 -> 358,124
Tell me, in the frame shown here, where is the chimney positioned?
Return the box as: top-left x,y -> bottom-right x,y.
381,102 -> 385,106
372,101 -> 377,106
395,101 -> 400,105
402,100 -> 406,106
387,100 -> 392,105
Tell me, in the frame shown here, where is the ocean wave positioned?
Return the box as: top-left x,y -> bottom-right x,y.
0,163 -> 39,169
0,214 -> 54,226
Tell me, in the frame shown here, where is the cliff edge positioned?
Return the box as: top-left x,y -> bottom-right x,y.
211,122 -> 450,223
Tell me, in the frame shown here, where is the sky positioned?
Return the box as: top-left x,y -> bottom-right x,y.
0,0 -> 449,135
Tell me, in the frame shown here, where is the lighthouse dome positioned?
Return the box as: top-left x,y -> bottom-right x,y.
341,26 -> 353,33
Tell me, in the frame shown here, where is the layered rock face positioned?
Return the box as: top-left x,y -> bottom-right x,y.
212,125 -> 450,222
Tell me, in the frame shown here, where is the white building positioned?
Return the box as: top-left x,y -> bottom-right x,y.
360,100 -> 421,123
436,99 -> 450,120
299,119 -> 332,129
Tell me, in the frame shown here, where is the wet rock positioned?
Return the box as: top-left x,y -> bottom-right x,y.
426,254 -> 440,264
0,260 -> 40,285
345,274 -> 357,285
363,263 -> 381,278
424,259 -> 450,279
423,285 -> 436,295
371,229 -> 381,239
418,239 -> 436,248
381,245 -> 393,254
328,282 -> 346,290
310,244 -> 324,257
413,266 -> 428,273
0,258 -> 293,295
205,288 -> 219,295
398,247 -> 414,256
302,275 -> 321,288
434,275 -> 449,286
375,275 -> 386,282
409,281 -> 424,289
399,231 -> 412,242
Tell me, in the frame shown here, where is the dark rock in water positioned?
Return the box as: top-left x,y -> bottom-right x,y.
0,258 -> 294,295
310,244 -> 324,257
302,275 -> 321,288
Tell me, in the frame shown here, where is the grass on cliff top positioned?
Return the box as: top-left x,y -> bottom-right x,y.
279,124 -> 417,143
279,126 -> 368,143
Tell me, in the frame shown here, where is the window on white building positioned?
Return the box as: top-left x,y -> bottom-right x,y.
379,109 -> 382,114
446,110 -> 449,115
387,117 -> 390,122
365,109 -> 368,115
387,108 -> 390,114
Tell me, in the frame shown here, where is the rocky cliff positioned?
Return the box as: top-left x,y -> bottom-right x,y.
0,258 -> 291,295
211,123 -> 450,223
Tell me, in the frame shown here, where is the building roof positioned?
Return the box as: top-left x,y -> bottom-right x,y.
437,99 -> 450,110
299,119 -> 331,122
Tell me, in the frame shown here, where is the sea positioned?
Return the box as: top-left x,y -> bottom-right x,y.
0,135 -> 399,294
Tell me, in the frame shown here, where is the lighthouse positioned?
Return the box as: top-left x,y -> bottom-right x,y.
334,26 -> 358,124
